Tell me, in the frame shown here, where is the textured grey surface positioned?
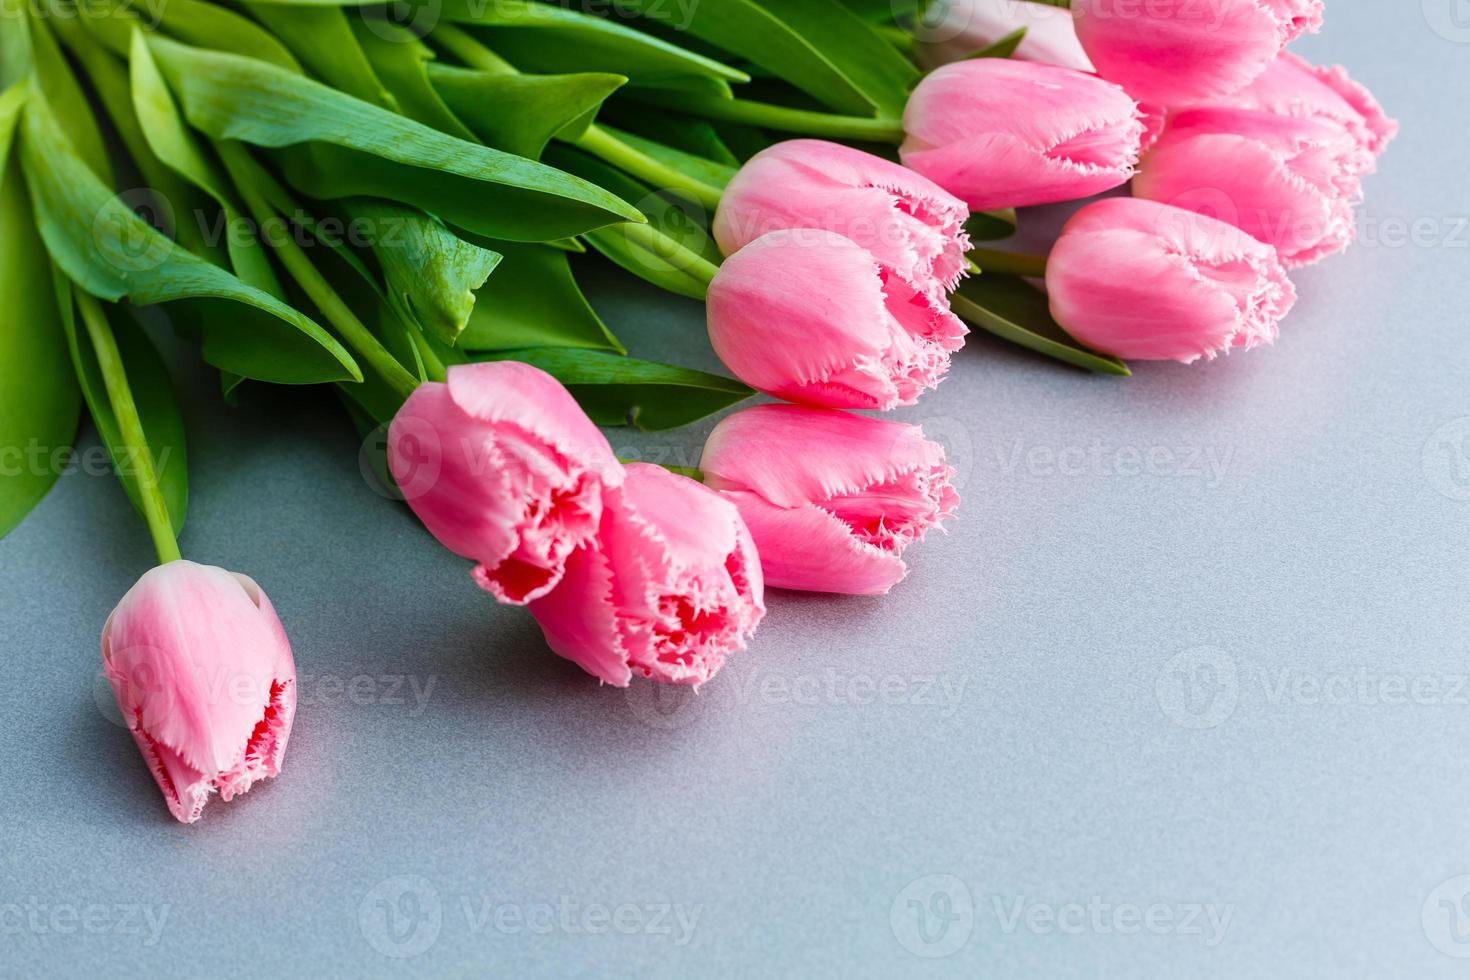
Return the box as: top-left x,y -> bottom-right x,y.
2,6 -> 1468,977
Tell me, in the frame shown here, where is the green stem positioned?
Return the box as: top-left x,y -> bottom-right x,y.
969,247 -> 1048,278
430,22 -> 518,74
74,291 -> 182,565
215,143 -> 419,404
622,222 -> 721,295
628,91 -> 906,143
574,124 -> 724,210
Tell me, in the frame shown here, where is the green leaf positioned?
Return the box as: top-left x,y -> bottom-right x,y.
547,146 -> 719,301
0,85 -> 82,539
477,348 -> 753,430
19,88 -> 361,385
57,289 -> 189,533
596,124 -> 737,190
349,20 -> 479,142
608,0 -> 918,116
344,198 -> 501,346
427,63 -> 626,160
145,35 -> 646,241
432,0 -> 747,93
600,105 -> 740,166
965,208 -> 1019,242
27,13 -> 112,182
245,4 -> 397,108
969,27 -> 1028,59
457,241 -> 624,354
68,0 -> 300,70
951,275 -> 1130,376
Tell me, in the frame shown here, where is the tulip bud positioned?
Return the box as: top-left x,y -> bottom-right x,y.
900,59 -> 1143,211
1134,108 -> 1364,268
1071,0 -> 1322,106
707,230 -> 966,411
1213,52 -> 1398,167
915,0 -> 1094,72
527,464 -> 764,687
712,139 -> 970,302
387,362 -> 623,605
1045,198 -> 1297,363
701,405 -> 959,596
102,561 -> 296,824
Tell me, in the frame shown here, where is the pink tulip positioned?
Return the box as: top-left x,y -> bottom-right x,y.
706,229 -> 966,411
1045,198 -> 1297,363
701,405 -> 959,596
1214,52 -> 1398,167
1133,107 -> 1365,268
101,561 -> 296,824
900,59 -> 1143,211
388,362 -> 622,605
527,463 -> 764,687
916,0 -> 1095,72
712,139 -> 970,301
1072,0 -> 1322,106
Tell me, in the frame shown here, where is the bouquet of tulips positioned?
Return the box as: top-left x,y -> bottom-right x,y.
0,0 -> 1393,822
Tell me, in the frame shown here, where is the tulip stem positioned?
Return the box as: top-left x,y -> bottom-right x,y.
215,142 -> 420,406
430,23 -> 518,74
73,290 -> 183,566
969,248 -> 1049,278
621,222 -> 721,294
573,124 -> 726,211
625,91 -> 907,144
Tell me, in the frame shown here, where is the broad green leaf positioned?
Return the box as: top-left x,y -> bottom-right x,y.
477,349 -> 753,430
433,0 -> 746,92
457,241 -> 624,354
548,146 -> 719,301
56,288 -> 189,533
246,4 -> 397,108
27,13 -> 112,181
427,63 -> 625,160
608,0 -> 918,116
349,20 -> 478,142
146,36 -> 646,241
344,198 -> 501,346
67,0 -> 300,70
20,90 -> 361,385
0,85 -> 81,539
965,209 -> 1019,242
0,0 -> 32,87
952,275 -> 1130,376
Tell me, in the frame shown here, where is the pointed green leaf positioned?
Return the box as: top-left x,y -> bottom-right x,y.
427,63 -> 625,160
457,241 -> 624,354
67,0 -> 300,69
965,208 -> 1019,242
245,4 -> 397,108
969,27 -> 1028,59
349,20 -> 479,142
952,274 -> 1130,376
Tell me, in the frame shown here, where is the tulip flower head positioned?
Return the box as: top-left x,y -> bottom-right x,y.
102,561 -> 297,824
527,464 -> 765,687
1134,108 -> 1365,268
1046,198 -> 1297,363
388,362 -> 623,605
900,59 -> 1144,211
707,229 -> 966,411
915,0 -> 1095,72
1216,52 -> 1398,167
702,405 -> 959,596
712,139 -> 970,302
1072,0 -> 1323,106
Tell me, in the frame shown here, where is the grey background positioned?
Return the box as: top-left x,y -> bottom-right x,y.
2,5 -> 1468,976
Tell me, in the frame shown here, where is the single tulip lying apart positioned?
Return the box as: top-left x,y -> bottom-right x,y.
701,406 -> 958,596
1134,107 -> 1365,268
712,139 -> 970,302
1215,52 -> 1398,165
900,59 -> 1144,211
388,362 -> 623,605
1072,0 -> 1322,105
528,464 -> 765,687
916,0 -> 1095,72
1046,198 -> 1297,363
706,229 -> 966,410
102,561 -> 297,824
